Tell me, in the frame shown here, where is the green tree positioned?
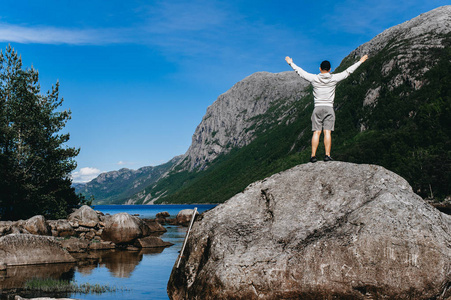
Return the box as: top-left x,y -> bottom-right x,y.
0,45 -> 81,220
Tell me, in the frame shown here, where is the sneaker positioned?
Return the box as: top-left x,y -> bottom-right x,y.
324,155 -> 333,162
310,156 -> 317,163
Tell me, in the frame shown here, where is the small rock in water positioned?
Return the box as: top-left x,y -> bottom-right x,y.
176,209 -> 198,227
134,236 -> 173,248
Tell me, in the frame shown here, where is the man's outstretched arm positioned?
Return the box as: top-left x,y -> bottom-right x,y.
286,56 -> 316,82
333,55 -> 369,81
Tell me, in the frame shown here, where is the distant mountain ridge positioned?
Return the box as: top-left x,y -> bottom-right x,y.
77,5 -> 451,205
74,156 -> 182,204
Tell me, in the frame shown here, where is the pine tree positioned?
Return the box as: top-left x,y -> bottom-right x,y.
0,45 -> 81,220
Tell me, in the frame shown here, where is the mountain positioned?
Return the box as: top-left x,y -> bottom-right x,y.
71,182 -> 86,191
79,71 -> 311,205
74,156 -> 182,204
178,71 -> 310,171
79,5 -> 451,205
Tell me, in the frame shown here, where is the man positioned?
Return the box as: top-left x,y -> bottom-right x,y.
286,54 -> 368,162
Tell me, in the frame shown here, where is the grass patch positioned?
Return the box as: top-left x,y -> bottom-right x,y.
24,278 -> 128,295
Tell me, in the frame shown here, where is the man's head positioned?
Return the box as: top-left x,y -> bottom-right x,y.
320,60 -> 331,73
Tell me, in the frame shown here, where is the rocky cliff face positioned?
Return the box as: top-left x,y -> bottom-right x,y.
179,72 -> 310,171
168,162 -> 451,299
344,5 -> 451,109
352,5 -> 450,58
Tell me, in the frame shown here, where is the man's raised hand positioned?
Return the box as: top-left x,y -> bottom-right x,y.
285,56 -> 293,64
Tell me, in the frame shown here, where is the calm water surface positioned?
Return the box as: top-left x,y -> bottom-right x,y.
93,204 -> 216,219
1,204 -> 216,300
75,204 -> 216,300
72,225 -> 186,300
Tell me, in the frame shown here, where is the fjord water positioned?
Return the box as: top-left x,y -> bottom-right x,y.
72,204 -> 216,300
1,204 -> 215,300
93,204 -> 216,219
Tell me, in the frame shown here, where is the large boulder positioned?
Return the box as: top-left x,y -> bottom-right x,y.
176,209 -> 198,226
23,215 -> 51,236
0,234 -> 75,266
168,162 -> 451,299
68,205 -> 99,228
101,213 -> 151,244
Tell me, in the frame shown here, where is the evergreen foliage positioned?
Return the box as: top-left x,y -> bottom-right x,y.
0,46 -> 81,220
334,35 -> 451,200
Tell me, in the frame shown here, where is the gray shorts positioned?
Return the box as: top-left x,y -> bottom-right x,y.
311,106 -> 335,131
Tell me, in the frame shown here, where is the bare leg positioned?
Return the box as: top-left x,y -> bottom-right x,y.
324,130 -> 332,156
311,131 -> 321,157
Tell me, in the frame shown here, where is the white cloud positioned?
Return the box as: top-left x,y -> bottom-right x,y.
0,1 -> 295,66
71,167 -> 102,183
0,23 -> 130,45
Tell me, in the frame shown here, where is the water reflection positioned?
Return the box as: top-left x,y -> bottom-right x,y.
0,225 -> 188,300
0,263 -> 75,299
0,247 -> 170,299
73,248 -> 166,278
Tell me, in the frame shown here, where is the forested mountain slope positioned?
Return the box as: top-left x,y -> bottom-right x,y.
80,6 -> 451,205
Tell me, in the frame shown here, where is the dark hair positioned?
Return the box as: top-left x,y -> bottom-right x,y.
320,60 -> 331,71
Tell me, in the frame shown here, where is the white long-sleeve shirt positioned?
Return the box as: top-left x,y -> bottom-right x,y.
289,61 -> 362,107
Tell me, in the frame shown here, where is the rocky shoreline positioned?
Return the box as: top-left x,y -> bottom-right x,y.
0,205 -> 198,300
0,205 -> 196,264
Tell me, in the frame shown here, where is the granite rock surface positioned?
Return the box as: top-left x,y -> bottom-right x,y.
168,162 -> 451,299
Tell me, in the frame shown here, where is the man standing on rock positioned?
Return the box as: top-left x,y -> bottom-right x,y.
286,55 -> 368,162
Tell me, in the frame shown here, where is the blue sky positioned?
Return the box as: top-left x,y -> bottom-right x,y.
0,0 -> 448,182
